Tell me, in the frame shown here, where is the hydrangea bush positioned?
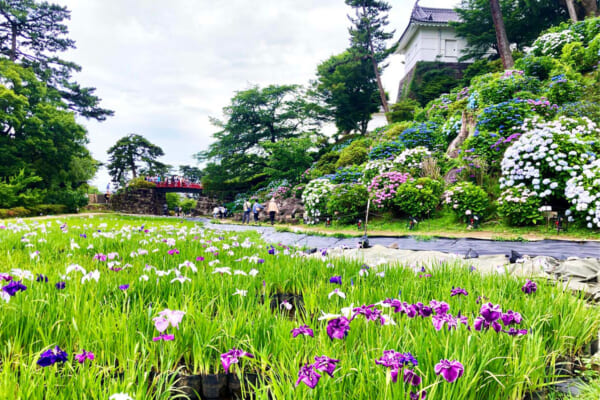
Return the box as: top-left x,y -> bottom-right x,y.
565,159 -> 600,229
368,172 -> 410,210
362,159 -> 395,184
302,179 -> 335,221
368,141 -> 404,160
443,182 -> 490,219
529,30 -> 584,57
394,146 -> 433,172
392,177 -> 443,218
326,183 -> 368,224
499,117 -> 599,202
498,186 -> 543,226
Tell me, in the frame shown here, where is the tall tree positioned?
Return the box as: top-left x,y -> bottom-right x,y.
345,0 -> 397,120
107,134 -> 167,184
490,0 -> 514,69
197,84 -> 324,194
314,50 -> 380,135
179,165 -> 203,182
0,0 -> 113,120
454,0 -> 568,59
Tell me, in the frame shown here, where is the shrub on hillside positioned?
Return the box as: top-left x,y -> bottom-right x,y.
392,177 -> 443,218
387,99 -> 419,123
326,183 -> 368,224
565,159 -> 600,229
529,30 -> 583,57
322,166 -> 363,184
362,159 -> 395,184
443,181 -> 490,219
368,140 -> 404,160
472,71 -> 542,106
336,139 -> 369,168
302,178 -> 335,222
398,121 -> 444,151
498,187 -> 543,226
127,177 -> 156,189
367,171 -> 410,210
514,56 -> 558,81
393,146 -> 433,174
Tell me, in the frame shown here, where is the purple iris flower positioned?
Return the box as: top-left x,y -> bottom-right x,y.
451,287 -> 468,297
2,280 -> 27,296
474,316 -> 501,332
295,363 -> 321,389
434,359 -> 464,383
410,390 -> 427,400
480,303 -> 502,322
501,310 -> 522,326
118,284 -> 129,291
0,273 -> 12,282
152,334 -> 175,341
93,253 -> 107,261
55,281 -> 66,290
313,355 -> 339,378
375,350 -> 418,369
352,304 -> 381,322
257,259 -> 265,264
37,346 -> 68,367
268,246 -> 275,255
167,248 -> 180,255
196,256 -> 205,261
291,325 -> 314,338
418,305 -> 433,318
429,300 -> 450,315
36,274 -> 48,283
80,233 -> 87,238
403,369 -> 422,386
503,328 -> 528,336
403,303 -> 418,318
220,348 -> 254,373
522,280 -> 537,294
74,350 -> 95,364
475,295 -> 488,304
326,317 -> 350,340
329,276 -> 342,285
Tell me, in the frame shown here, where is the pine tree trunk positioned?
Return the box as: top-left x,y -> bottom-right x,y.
565,0 -> 578,21
581,0 -> 599,17
490,0 -> 514,69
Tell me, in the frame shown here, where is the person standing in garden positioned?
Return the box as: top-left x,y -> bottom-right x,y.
267,197 -> 279,225
252,200 -> 263,225
242,199 -> 251,224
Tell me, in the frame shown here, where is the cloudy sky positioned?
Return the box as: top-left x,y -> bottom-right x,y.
55,0 -> 459,190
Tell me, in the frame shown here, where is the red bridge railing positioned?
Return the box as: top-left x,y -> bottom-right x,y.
155,182 -> 203,190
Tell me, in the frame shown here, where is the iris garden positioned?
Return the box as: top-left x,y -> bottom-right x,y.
0,215 -> 599,399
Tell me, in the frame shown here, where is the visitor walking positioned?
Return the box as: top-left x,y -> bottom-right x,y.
252,200 -> 263,225
267,198 -> 279,225
242,199 -> 251,224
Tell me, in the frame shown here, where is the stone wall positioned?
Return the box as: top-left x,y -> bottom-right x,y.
109,188 -> 166,215
194,196 -> 222,216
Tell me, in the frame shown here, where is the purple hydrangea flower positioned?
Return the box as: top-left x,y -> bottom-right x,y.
37,346 -> 68,367
220,348 -> 254,373
326,316 -> 350,340
434,359 -> 464,383
291,325 -> 314,338
295,363 -> 321,389
522,280 -> 537,294
313,355 -> 339,377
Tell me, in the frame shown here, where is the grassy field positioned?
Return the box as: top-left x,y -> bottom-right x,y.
1,215 -> 599,399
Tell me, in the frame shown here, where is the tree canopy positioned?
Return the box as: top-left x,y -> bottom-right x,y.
197,84 -> 324,195
454,0 -> 569,59
0,0 -> 113,120
313,50 -> 380,135
107,134 -> 168,185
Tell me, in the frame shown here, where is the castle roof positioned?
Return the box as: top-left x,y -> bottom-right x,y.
396,3 -> 461,54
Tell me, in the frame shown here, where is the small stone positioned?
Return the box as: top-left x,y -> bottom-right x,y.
388,243 -> 399,249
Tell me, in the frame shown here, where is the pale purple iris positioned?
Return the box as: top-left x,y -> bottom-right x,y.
313,355 -> 339,377
93,253 -> 107,261
74,350 -> 95,364
329,276 -> 342,285
434,359 -> 464,383
432,313 -> 468,331
451,287 -> 468,297
220,348 -> 254,373
295,363 -> 321,389
375,350 -> 418,369
522,280 -> 537,294
326,316 -> 350,340
2,280 -> 27,296
37,346 -> 68,367
291,325 -> 314,338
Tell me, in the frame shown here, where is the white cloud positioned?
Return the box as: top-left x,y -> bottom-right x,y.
55,0 -> 459,190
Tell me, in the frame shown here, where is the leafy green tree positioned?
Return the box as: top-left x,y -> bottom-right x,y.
0,59 -> 97,210
107,134 -> 167,185
262,136 -> 316,182
197,84 -> 325,194
0,169 -> 43,208
454,0 -> 568,59
345,0 -> 397,117
0,0 -> 113,120
179,165 -> 203,182
314,50 -> 379,135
